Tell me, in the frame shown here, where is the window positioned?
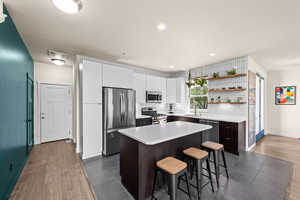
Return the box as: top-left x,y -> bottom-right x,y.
189,84 -> 208,110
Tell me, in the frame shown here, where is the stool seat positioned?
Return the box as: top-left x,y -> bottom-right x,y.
202,141 -> 224,151
183,147 -> 208,160
156,157 -> 187,175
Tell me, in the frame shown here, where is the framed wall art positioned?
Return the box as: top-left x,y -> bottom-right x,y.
275,86 -> 296,105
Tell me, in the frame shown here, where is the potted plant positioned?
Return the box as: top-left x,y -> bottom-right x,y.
213,72 -> 219,78
226,68 -> 237,76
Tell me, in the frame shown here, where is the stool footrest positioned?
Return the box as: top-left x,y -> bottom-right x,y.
202,167 -> 228,177
178,175 -> 211,190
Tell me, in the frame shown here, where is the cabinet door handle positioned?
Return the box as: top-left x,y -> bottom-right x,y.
225,137 -> 231,141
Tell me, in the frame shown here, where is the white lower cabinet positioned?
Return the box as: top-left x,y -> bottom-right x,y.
82,103 -> 102,159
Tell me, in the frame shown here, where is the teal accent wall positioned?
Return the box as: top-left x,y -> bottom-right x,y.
0,6 -> 34,200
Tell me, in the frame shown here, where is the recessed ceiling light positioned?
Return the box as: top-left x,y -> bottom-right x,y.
51,58 -> 66,66
157,23 -> 166,31
169,65 -> 175,69
52,0 -> 82,14
209,53 -> 216,57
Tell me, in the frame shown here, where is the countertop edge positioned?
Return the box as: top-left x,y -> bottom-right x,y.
166,114 -> 246,123
119,123 -> 212,145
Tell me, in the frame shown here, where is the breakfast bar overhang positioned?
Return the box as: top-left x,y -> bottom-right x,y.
119,121 -> 212,200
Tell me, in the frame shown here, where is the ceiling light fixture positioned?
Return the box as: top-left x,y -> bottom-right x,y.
209,53 -> 216,57
169,65 -> 175,69
51,58 -> 66,66
48,50 -> 67,66
157,23 -> 166,31
52,0 -> 82,14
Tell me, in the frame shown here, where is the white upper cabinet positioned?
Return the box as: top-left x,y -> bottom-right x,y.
146,75 -> 167,103
166,79 -> 177,103
133,73 -> 146,104
176,77 -> 186,104
146,75 -> 162,91
82,59 -> 102,103
166,77 -> 186,104
102,64 -> 133,89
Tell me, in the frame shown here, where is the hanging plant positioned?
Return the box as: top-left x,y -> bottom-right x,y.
194,78 -> 207,87
185,70 -> 195,88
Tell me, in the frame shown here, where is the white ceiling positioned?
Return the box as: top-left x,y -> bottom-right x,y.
5,0 -> 300,72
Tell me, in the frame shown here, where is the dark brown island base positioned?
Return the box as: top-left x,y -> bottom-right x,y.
167,116 -> 246,155
119,121 -> 212,200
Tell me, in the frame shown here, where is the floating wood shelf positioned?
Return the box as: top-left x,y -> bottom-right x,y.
208,102 -> 246,104
207,73 -> 247,80
209,88 -> 246,92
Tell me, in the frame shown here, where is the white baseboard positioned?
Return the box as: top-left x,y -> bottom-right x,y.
247,143 -> 256,151
267,131 -> 299,139
81,152 -> 102,160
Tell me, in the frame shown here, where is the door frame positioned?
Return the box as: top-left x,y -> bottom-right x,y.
256,73 -> 265,142
39,83 -> 73,143
26,73 -> 34,154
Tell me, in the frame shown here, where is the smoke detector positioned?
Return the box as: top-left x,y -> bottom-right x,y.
0,0 -> 7,24
48,50 -> 68,66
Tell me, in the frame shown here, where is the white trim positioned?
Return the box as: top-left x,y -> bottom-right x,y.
247,143 -> 256,151
82,152 -> 102,160
267,131 -> 299,139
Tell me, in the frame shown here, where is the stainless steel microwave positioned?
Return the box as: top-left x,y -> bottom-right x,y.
146,91 -> 162,103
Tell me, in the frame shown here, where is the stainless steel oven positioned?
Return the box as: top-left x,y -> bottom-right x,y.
146,91 -> 162,103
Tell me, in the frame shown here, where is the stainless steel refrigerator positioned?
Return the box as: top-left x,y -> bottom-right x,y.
103,87 -> 136,156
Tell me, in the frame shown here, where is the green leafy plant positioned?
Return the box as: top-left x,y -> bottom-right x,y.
213,72 -> 219,78
185,81 -> 195,88
226,68 -> 237,76
185,70 -> 195,88
194,78 -> 207,87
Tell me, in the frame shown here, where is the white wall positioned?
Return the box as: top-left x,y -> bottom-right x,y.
247,56 -> 268,149
34,62 -> 73,144
34,62 -> 73,84
267,68 -> 300,138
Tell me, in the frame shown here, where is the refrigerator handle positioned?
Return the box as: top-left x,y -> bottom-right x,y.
120,93 -> 123,123
120,93 -> 125,123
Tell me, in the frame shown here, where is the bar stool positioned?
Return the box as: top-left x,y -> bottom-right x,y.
201,141 -> 229,187
152,157 -> 192,200
182,147 -> 214,200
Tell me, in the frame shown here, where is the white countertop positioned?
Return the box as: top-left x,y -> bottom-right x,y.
166,113 -> 246,123
136,115 -> 152,119
119,121 -> 212,145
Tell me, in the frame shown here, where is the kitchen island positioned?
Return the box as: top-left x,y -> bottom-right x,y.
119,121 -> 212,200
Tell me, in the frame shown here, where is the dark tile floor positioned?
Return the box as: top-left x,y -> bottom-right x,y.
83,152 -> 293,200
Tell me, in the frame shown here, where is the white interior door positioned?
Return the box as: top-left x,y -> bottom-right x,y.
40,84 -> 72,143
